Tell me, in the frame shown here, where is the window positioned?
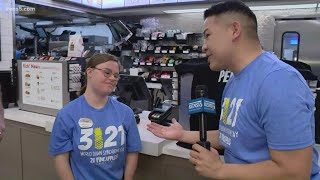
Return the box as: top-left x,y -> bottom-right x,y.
281,32 -> 300,61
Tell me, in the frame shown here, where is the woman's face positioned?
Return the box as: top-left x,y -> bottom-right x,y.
87,61 -> 120,96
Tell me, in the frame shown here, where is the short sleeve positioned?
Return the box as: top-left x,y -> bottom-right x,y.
48,111 -> 74,155
257,69 -> 314,150
124,108 -> 142,153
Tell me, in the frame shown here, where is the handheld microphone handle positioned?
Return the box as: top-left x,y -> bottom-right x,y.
195,85 -> 210,149
197,141 -> 211,150
199,113 -> 207,142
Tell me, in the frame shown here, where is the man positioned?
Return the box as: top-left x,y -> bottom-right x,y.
16,40 -> 22,60
147,1 -> 320,179
0,85 -> 5,142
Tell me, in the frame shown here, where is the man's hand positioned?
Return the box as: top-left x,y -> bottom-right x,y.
147,118 -> 184,141
190,144 -> 223,179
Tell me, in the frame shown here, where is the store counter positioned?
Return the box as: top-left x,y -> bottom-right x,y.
2,107 -> 210,180
3,108 -> 189,158
3,108 -> 319,180
4,107 -> 320,159
4,107 -> 56,130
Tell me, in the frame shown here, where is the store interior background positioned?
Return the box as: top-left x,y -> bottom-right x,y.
0,0 -> 320,180
1,0 -> 318,100
1,0 -> 320,147
0,0 -> 319,134
1,0 -> 320,72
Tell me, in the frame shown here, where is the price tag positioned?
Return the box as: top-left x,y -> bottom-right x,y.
161,50 -> 168,53
168,64 -> 174,67
160,63 -> 166,67
146,63 -> 152,66
183,50 -> 189,54
169,50 -> 175,54
140,62 -> 145,65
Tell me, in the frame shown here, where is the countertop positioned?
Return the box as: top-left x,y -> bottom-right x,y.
5,108 -> 320,164
4,108 -> 185,158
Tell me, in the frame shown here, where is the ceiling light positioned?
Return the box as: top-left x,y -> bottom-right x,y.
250,3 -> 318,11
163,8 -> 206,14
163,3 -> 318,14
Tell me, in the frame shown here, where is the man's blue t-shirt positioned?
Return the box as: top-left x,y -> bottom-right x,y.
16,50 -> 22,60
49,95 -> 142,180
219,51 -> 320,179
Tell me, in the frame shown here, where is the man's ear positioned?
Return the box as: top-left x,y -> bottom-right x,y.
231,21 -> 241,41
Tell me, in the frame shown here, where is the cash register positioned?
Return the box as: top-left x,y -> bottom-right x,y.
114,75 -> 153,123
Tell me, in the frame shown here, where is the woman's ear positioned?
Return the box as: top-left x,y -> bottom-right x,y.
86,68 -> 93,78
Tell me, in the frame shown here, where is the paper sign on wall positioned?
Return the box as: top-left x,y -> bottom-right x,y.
68,35 -> 84,57
21,62 -> 63,109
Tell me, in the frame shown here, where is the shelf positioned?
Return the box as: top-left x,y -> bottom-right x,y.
136,33 -> 202,43
133,33 -> 203,107
136,36 -> 176,41
146,82 -> 162,89
133,50 -> 197,54
134,66 -> 177,72
133,62 -> 177,67
164,100 -> 178,106
150,77 -> 176,80
133,46 -> 202,55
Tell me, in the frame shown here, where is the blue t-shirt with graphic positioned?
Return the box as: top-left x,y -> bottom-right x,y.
219,51 -> 320,179
49,95 -> 142,180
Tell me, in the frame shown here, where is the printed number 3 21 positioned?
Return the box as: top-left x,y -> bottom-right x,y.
78,125 -> 125,151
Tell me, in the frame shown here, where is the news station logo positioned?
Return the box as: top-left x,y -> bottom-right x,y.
188,98 -> 216,114
3,6 -> 36,12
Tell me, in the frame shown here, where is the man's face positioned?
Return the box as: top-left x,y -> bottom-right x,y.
202,16 -> 234,71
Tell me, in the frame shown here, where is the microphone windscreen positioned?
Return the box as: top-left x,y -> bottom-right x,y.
195,85 -> 208,98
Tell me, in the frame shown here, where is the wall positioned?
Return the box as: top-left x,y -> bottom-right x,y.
0,0 -> 15,71
49,23 -> 112,44
255,8 -> 319,52
16,0 -> 98,14
6,4 -> 320,68
125,7 -> 320,52
16,23 -> 34,40
16,23 -> 112,44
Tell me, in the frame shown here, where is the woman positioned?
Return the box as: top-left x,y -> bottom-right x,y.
49,53 -> 141,180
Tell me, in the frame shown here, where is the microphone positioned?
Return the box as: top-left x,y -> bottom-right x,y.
188,85 -> 216,150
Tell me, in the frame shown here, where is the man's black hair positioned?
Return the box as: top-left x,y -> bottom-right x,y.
204,1 -> 258,36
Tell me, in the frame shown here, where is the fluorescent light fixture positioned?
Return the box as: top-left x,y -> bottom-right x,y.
163,3 -> 318,14
72,18 -> 90,23
250,3 -> 318,11
163,8 -> 206,14
36,21 -> 54,26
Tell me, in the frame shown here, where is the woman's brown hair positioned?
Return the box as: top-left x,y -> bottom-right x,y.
80,53 -> 121,95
